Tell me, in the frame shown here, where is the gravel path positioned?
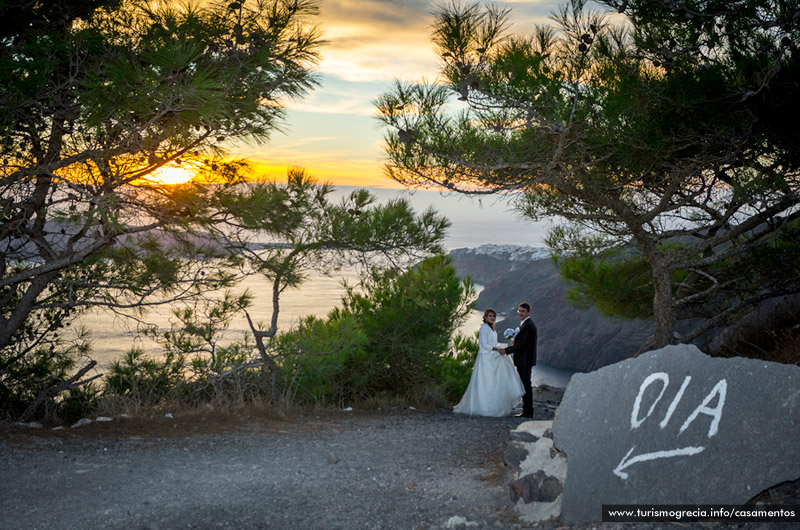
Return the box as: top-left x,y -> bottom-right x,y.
3,387 -> 796,530
1,407 -> 543,530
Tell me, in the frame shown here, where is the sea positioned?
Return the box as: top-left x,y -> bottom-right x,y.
76,186 -> 576,388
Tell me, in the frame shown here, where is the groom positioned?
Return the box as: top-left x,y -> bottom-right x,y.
497,302 -> 537,418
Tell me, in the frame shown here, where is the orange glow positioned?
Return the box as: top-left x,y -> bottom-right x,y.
245,161 -> 406,189
148,166 -> 195,185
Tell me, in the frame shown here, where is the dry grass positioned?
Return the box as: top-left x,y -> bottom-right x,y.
710,299 -> 800,366
715,326 -> 800,366
0,400 -> 392,442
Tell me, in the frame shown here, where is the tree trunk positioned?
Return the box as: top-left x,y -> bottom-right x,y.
650,257 -> 676,349
0,272 -> 56,350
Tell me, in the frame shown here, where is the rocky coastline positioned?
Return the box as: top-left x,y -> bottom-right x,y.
448,245 -> 653,372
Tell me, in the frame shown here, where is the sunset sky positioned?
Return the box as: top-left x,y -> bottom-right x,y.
229,0 -> 563,188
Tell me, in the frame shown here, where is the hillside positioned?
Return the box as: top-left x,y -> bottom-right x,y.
448,245 -> 653,372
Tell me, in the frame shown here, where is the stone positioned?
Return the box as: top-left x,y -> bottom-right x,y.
442,515 -> 476,529
509,430 -> 539,443
538,476 -> 563,503
510,470 -> 564,504
520,435 -> 566,481
502,443 -> 529,474
511,420 -> 551,442
503,420 -> 568,523
14,422 -> 42,429
510,472 -> 541,503
71,418 -> 92,428
552,344 -> 800,523
95,416 -> 113,422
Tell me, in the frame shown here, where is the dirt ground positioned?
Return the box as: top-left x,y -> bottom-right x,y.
3,386 -> 794,530
1,402 -> 549,530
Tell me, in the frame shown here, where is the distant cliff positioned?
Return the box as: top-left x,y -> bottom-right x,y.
448,245 -> 653,372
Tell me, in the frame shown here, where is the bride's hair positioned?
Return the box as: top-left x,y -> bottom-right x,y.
482,308 -> 497,330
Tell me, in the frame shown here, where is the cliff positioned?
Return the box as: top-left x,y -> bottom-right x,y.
448,245 -> 653,372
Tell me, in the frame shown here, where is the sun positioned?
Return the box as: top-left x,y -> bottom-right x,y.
149,166 -> 195,185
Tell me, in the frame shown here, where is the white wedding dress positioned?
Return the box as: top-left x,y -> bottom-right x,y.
453,323 -> 525,417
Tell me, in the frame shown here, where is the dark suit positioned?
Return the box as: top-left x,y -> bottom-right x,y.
505,317 -> 537,416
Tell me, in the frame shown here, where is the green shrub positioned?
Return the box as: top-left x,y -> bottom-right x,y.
429,332 -> 479,402
104,340 -> 269,408
0,334 -> 96,421
102,292 -> 270,408
105,348 -> 189,405
275,255 -> 475,405
55,382 -> 103,424
97,256 -> 475,411
274,313 -> 370,405
186,339 -> 266,405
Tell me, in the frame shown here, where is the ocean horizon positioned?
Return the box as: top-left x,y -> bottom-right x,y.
351,186 -> 554,250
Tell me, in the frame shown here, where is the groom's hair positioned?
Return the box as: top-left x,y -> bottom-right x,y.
518,302 -> 531,313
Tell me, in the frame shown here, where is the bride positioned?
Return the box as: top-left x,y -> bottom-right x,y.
453,308 -> 525,417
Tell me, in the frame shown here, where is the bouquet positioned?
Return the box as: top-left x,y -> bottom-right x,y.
503,327 -> 519,341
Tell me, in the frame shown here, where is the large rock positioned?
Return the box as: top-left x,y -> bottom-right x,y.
552,344 -> 800,523
449,246 -> 652,371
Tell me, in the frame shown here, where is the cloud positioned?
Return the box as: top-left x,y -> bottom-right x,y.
316,1 -> 438,83
322,0 -> 433,28
315,1 -> 563,85
282,75 -> 389,116
235,1 -> 584,188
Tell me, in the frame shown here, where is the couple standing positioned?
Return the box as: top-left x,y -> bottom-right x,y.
453,303 -> 537,418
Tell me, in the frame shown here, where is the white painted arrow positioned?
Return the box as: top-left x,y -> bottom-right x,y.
613,445 -> 706,479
